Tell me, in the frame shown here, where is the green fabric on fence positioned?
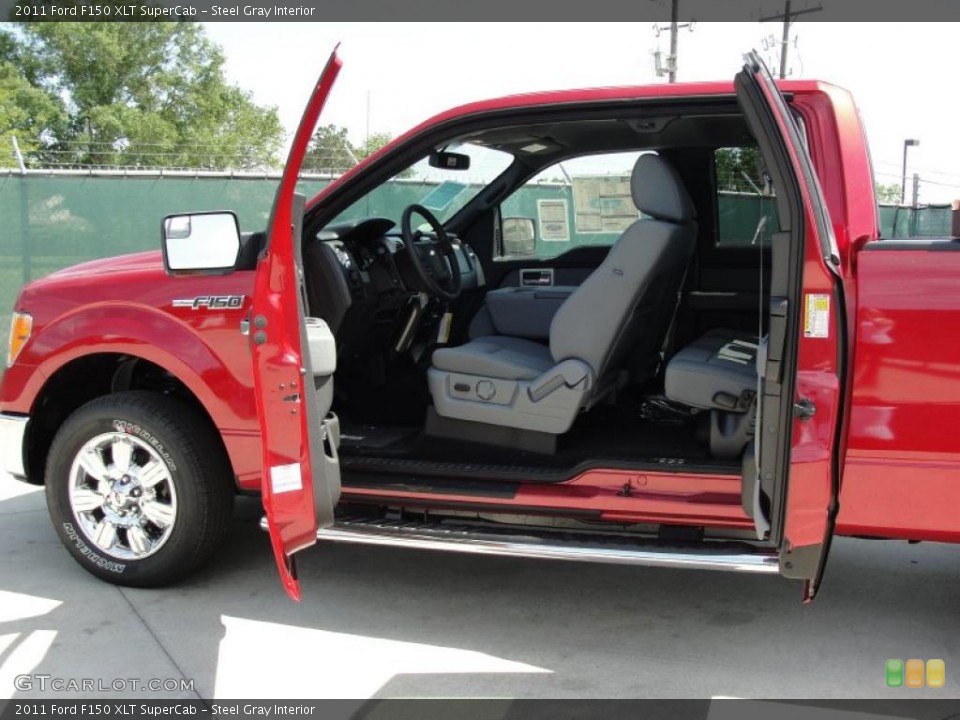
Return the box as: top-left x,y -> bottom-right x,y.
878,204 -> 953,239
1,174 -> 953,382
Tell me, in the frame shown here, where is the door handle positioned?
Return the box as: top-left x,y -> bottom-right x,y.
793,398 -> 816,420
520,268 -> 554,287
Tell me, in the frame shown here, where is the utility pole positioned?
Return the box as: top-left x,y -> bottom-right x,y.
778,1 -> 791,80
11,136 -> 26,174
911,173 -> 920,236
760,0 -> 823,78
13,136 -> 31,283
365,90 -> 371,145
901,138 -> 919,205
668,0 -> 679,83
652,0 -> 694,83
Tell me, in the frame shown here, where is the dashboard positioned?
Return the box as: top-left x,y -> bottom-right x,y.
304,217 -> 483,356
317,217 -> 481,303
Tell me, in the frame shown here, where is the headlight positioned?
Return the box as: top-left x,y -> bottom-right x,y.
7,312 -> 33,368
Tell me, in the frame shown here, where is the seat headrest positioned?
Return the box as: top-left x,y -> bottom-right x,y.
630,154 -> 696,223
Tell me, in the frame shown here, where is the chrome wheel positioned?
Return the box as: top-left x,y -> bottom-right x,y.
67,432 -> 178,560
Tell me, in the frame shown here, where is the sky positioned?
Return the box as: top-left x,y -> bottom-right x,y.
203,22 -> 960,204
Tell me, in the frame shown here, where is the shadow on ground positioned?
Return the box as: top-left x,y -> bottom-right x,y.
2,479 -> 960,704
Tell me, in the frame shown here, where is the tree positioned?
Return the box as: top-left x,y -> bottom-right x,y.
875,182 -> 902,205
0,61 -> 66,165
355,132 -> 392,161
715,146 -> 765,194
0,19 -> 283,169
355,131 -> 417,178
302,124 -> 356,173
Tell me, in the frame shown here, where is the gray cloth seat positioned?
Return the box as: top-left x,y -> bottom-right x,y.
432,336 -> 554,381
428,154 -> 698,435
664,328 -> 761,460
664,329 -> 759,412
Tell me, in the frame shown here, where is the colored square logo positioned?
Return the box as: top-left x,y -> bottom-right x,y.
927,659 -> 946,688
906,659 -> 925,688
886,659 -> 904,688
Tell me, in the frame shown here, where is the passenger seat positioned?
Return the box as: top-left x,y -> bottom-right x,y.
664,329 -> 760,459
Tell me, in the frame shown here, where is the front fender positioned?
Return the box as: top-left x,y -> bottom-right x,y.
6,302 -> 261,485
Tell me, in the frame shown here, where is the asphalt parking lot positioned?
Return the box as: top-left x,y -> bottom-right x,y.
2,471 -> 960,707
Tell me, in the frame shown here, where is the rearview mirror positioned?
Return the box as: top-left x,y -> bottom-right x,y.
502,217 -> 536,256
162,211 -> 241,274
429,150 -> 471,171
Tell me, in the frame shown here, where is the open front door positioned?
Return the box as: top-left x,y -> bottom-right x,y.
735,52 -> 846,602
250,47 -> 343,601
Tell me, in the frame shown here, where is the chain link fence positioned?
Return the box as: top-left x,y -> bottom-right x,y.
878,204 -> 954,239
1,169 -> 955,384
0,171 -> 325,382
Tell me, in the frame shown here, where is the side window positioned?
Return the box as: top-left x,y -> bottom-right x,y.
715,146 -> 779,247
496,151 -> 653,262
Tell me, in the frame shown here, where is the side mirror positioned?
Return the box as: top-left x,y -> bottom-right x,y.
502,217 -> 536,256
162,211 -> 241,274
428,150 -> 471,171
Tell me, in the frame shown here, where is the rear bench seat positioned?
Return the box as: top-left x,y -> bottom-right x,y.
664,329 -> 760,459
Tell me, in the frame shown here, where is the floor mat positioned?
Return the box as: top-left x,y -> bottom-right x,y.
338,411 -> 734,481
339,424 -> 419,451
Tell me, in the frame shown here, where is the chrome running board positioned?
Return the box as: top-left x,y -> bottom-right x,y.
260,516 -> 779,574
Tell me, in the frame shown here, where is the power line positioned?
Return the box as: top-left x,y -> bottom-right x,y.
47,140 -> 280,148
875,159 -> 960,180
914,178 -> 960,190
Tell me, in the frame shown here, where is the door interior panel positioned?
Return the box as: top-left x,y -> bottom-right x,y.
492,245 -> 612,288
498,265 -> 596,288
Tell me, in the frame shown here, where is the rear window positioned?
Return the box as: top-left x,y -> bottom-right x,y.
714,147 -> 778,248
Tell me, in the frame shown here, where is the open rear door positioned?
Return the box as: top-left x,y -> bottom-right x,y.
250,47 -> 343,601
735,52 -> 846,602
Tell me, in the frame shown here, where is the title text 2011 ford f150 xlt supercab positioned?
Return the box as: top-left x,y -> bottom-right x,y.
2,51 -> 957,602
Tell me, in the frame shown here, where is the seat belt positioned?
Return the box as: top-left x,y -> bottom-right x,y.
750,214 -> 771,540
658,244 -> 695,372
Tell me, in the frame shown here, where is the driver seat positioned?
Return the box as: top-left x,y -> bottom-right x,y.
427,154 -> 697,435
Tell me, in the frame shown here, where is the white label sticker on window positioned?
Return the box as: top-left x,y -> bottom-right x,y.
537,198 -> 570,242
271,463 -> 302,494
804,294 -> 831,339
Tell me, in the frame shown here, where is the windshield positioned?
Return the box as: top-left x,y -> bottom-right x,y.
328,143 -> 514,227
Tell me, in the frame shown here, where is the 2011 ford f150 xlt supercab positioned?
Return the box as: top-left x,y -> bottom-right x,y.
2,50 -> 956,602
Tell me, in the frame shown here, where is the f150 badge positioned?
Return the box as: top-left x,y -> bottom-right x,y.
172,295 -> 245,310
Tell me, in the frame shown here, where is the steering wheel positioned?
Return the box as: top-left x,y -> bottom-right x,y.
400,204 -> 462,302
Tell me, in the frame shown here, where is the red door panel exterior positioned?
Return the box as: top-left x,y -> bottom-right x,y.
251,48 -> 342,601
741,54 -> 845,600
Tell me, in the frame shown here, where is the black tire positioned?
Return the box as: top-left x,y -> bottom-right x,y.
45,390 -> 235,587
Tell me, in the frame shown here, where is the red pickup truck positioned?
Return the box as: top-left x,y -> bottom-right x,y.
2,51 -> 954,602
